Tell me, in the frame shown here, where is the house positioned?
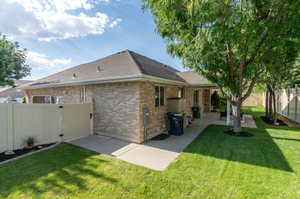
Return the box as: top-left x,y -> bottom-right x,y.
22,50 -> 217,143
0,80 -> 33,103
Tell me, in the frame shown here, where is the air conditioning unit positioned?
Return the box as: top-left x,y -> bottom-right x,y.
167,98 -> 186,113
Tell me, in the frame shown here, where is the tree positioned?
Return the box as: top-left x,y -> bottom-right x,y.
0,34 -> 30,87
285,58 -> 300,88
260,40 -> 299,123
142,0 -> 300,134
211,91 -> 220,111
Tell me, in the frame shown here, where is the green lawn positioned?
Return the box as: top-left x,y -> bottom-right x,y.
0,106 -> 300,199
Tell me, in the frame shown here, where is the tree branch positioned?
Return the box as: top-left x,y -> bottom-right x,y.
244,29 -> 269,67
241,69 -> 263,102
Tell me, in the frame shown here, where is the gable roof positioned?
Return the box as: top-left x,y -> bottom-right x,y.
129,51 -> 185,82
24,50 -> 214,89
176,71 -> 216,87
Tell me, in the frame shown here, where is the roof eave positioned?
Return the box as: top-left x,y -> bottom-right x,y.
189,83 -> 218,88
22,75 -> 187,90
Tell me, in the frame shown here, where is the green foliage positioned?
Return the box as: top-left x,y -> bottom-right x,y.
142,0 -> 300,98
211,91 -> 220,109
284,57 -> 300,88
259,39 -> 300,90
0,34 -> 30,86
25,137 -> 36,148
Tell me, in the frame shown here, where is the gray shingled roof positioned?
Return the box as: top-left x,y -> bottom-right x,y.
26,50 -> 214,88
30,50 -> 142,86
129,51 -> 185,82
28,50 -> 186,88
176,71 -> 215,87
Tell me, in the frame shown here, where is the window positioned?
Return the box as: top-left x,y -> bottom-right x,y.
155,86 -> 165,107
32,96 -> 52,104
194,90 -> 199,105
80,87 -> 86,103
178,87 -> 185,98
56,96 -> 63,104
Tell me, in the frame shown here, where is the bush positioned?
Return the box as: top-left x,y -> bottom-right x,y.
211,91 -> 220,110
25,137 -> 36,148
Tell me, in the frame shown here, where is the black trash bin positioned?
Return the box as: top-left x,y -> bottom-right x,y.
192,106 -> 201,119
167,113 -> 184,136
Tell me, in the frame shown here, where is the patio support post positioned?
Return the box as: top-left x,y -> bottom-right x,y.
226,99 -> 231,125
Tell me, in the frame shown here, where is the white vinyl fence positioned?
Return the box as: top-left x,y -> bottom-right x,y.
276,88 -> 300,124
0,103 -> 92,153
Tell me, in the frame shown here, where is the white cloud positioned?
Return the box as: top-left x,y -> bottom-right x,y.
109,18 -> 122,28
0,0 -> 121,41
27,51 -> 72,67
27,51 -> 72,79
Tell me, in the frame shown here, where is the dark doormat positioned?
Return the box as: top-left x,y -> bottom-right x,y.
224,129 -> 254,137
151,134 -> 170,140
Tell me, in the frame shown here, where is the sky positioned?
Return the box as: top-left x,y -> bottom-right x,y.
0,0 -> 185,80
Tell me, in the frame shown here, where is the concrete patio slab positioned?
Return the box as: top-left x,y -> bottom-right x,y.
69,113 -> 257,171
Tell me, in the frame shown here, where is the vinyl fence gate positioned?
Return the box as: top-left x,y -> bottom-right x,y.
0,103 -> 92,153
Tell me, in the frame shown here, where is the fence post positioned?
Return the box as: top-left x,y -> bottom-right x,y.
58,105 -> 64,142
7,104 -> 14,152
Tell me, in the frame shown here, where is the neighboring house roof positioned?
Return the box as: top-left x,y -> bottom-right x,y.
0,80 -> 33,98
24,50 -> 215,89
177,71 -> 217,87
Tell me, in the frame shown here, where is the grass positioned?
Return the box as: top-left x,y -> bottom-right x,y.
0,106 -> 299,199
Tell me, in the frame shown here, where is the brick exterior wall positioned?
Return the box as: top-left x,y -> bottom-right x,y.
139,82 -> 204,140
89,83 -> 141,142
24,81 -> 208,143
25,82 -> 142,143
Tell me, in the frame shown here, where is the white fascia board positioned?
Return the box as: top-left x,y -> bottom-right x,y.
22,75 -> 187,90
189,83 -> 218,88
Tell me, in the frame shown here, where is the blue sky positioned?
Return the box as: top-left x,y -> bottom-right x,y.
0,0 -> 184,80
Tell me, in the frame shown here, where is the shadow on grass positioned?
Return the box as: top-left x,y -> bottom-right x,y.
271,136 -> 300,142
0,143 -> 118,198
243,106 -> 300,132
184,107 -> 294,172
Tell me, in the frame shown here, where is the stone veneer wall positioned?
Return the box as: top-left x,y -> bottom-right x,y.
139,82 -> 204,140
25,82 -> 143,143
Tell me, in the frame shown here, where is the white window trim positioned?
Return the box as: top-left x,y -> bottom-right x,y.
80,86 -> 87,103
155,85 -> 165,108
31,95 -> 52,104
178,87 -> 186,98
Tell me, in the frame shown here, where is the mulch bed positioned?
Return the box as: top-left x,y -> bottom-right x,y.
224,129 -> 254,137
260,116 -> 288,126
0,143 -> 56,163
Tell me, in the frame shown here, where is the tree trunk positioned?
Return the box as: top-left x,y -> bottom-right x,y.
232,100 -> 242,134
272,89 -> 277,124
268,87 -> 273,121
265,89 -> 269,117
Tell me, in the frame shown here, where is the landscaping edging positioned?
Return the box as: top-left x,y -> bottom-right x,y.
0,143 -> 59,165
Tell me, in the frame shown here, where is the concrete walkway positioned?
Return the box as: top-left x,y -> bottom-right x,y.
69,113 -> 256,171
